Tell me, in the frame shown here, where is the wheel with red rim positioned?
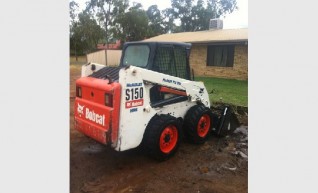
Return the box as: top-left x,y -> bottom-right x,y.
197,114 -> 211,138
142,114 -> 181,161
159,124 -> 178,153
184,105 -> 213,144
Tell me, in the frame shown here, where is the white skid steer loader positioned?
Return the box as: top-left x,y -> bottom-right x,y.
74,41 -> 233,161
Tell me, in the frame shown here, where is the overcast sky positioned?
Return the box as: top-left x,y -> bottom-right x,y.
76,0 -> 248,29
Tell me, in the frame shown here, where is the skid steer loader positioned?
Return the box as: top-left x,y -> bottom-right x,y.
74,41 -> 233,160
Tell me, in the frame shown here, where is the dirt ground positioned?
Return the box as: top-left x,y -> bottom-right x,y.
70,65 -> 248,193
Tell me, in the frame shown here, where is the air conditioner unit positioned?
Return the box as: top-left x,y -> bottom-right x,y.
209,19 -> 223,30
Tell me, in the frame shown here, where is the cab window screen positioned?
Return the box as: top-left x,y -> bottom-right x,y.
123,45 -> 150,67
174,46 -> 187,79
153,46 -> 177,77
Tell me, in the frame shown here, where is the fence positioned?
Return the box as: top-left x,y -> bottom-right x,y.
86,50 -> 122,66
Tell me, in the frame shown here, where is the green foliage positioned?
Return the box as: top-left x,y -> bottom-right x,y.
70,12 -> 105,55
85,0 -> 129,41
195,76 -> 248,107
146,5 -> 166,36
69,0 -> 79,22
111,3 -> 151,43
69,0 -> 238,53
163,0 -> 237,32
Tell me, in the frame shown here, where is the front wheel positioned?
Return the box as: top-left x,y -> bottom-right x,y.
142,114 -> 181,161
184,105 -> 213,144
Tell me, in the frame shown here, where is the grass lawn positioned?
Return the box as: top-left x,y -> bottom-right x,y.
195,77 -> 248,107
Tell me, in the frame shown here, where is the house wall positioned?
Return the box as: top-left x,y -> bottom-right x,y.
190,44 -> 248,80
86,50 -> 122,66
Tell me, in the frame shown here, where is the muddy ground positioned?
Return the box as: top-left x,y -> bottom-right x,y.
70,65 -> 248,193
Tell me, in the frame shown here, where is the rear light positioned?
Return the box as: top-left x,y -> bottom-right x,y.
105,93 -> 113,107
76,86 -> 82,98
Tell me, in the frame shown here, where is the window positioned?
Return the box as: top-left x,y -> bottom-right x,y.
153,45 -> 189,79
174,46 -> 188,79
153,46 -> 176,76
207,45 -> 234,67
122,45 -> 150,67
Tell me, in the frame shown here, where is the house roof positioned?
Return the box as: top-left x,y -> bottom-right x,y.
143,28 -> 248,44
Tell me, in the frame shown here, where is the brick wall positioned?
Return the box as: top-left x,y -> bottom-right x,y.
189,44 -> 248,80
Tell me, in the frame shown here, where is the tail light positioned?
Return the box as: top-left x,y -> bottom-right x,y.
105,93 -> 113,107
76,86 -> 82,98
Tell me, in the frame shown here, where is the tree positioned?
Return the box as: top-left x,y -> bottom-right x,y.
70,0 -> 79,23
85,0 -> 129,65
165,0 -> 237,32
70,1 -> 79,59
192,0 -> 210,31
146,5 -> 166,36
171,0 -> 193,32
162,8 -> 179,33
111,3 -> 151,44
70,12 -> 105,55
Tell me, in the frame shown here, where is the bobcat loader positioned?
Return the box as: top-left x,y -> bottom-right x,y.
74,41 -> 231,160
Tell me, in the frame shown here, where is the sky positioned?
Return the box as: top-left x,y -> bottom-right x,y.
76,0 -> 248,29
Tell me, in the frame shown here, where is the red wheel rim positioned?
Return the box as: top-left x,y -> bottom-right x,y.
160,125 -> 178,153
197,114 -> 211,137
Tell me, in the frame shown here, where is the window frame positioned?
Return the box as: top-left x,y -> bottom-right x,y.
206,45 -> 235,67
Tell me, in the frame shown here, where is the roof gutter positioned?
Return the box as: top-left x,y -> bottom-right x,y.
188,40 -> 248,46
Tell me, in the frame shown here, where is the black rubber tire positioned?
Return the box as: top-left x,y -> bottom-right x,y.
183,105 -> 213,144
142,114 -> 181,161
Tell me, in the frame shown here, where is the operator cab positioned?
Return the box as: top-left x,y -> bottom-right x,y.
120,41 -> 192,80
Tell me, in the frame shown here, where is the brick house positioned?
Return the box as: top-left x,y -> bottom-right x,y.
144,28 -> 248,80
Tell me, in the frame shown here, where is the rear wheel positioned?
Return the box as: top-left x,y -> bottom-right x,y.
184,105 -> 213,144
143,114 -> 181,161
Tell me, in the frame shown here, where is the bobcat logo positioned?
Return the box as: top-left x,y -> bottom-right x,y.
76,103 -> 105,126
77,103 -> 84,116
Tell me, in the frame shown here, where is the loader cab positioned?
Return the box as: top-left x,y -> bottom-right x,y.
120,41 -> 192,80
